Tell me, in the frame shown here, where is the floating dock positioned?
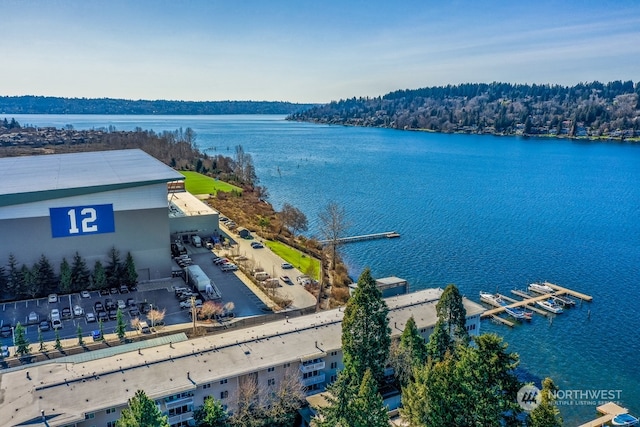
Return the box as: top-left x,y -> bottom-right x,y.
480,282 -> 592,321
318,231 -> 400,245
577,402 -> 629,427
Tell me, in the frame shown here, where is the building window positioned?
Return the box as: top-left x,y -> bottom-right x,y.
283,362 -> 290,368
85,413 -> 95,420
106,408 -> 116,414
220,379 -> 228,384
330,375 -> 337,382
220,390 -> 229,399
267,367 -> 275,372
268,378 -> 276,386
330,351 -> 337,356
203,383 -> 211,389
330,362 -> 337,369
107,422 -> 117,427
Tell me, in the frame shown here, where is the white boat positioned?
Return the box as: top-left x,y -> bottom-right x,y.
536,298 -> 564,314
505,306 -> 533,321
528,282 -> 555,294
612,413 -> 639,426
479,292 -> 503,306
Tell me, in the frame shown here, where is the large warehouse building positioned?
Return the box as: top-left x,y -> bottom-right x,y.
0,149 -> 184,281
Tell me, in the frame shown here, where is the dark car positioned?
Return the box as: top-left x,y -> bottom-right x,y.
119,285 -> 129,294
129,307 -> 140,317
100,288 -> 110,296
0,325 -> 12,337
128,284 -> 138,292
139,302 -> 151,314
39,320 -> 50,332
94,301 -> 104,312
104,298 -> 115,310
97,310 -> 108,322
61,307 -> 72,319
108,309 -> 118,320
110,287 -> 119,294
126,298 -> 136,307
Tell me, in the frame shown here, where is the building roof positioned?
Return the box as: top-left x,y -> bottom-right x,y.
168,191 -> 218,218
0,288 -> 485,426
0,149 -> 184,207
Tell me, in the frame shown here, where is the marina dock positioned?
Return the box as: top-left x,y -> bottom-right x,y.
480,282 -> 592,321
318,231 -> 400,245
577,402 -> 629,427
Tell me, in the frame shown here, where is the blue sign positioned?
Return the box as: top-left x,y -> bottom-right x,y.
50,204 -> 115,238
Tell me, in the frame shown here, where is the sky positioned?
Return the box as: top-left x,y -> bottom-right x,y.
1,0 -> 639,103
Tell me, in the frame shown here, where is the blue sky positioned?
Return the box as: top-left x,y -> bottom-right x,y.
1,0 -> 639,103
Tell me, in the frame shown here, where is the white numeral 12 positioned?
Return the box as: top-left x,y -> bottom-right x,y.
67,207 -> 98,234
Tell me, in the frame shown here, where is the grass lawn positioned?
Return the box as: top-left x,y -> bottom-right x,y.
179,171 -> 242,195
265,240 -> 320,280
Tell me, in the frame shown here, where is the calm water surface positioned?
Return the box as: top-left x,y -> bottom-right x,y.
12,114 -> 640,424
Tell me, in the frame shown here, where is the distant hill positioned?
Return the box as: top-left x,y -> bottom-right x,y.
288,81 -> 640,139
0,96 -> 316,115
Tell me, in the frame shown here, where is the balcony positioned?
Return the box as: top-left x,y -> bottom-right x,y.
168,412 -> 194,426
302,373 -> 326,387
300,360 -> 325,373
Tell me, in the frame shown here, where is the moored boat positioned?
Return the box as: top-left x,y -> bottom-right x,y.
480,291 -> 504,306
611,413 -> 639,426
528,282 -> 555,294
536,298 -> 564,314
552,294 -> 576,307
505,306 -> 533,321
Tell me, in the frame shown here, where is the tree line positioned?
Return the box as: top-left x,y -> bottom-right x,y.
0,247 -> 137,301
288,80 -> 640,138
0,96 -> 315,115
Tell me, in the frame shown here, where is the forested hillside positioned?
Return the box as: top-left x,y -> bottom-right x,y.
0,96 -> 315,115
288,81 -> 640,139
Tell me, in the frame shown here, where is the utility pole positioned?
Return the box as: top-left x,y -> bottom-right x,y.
191,296 -> 197,336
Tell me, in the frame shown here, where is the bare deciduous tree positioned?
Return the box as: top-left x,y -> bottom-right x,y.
318,202 -> 350,270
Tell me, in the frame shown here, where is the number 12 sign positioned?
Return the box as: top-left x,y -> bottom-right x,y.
50,204 -> 115,238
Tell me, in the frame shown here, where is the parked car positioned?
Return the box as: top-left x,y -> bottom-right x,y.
108,309 -> 118,320
105,298 -> 115,310
100,288 -> 110,296
128,284 -> 138,292
251,242 -> 264,249
129,307 -> 140,317
61,307 -> 72,319
280,275 -> 293,285
296,275 -> 312,285
39,320 -> 50,332
48,294 -> 58,303
92,330 -> 102,341
73,305 -> 84,317
94,301 -> 104,312
221,263 -> 238,271
139,302 -> 151,314
110,287 -> 119,294
81,290 -> 91,298
119,285 -> 129,294
281,262 -> 293,269
85,312 -> 96,323
117,300 -> 126,309
126,298 -> 136,307
1,325 -> 12,337
97,311 -> 108,322
1,345 -> 9,358
27,311 -> 39,324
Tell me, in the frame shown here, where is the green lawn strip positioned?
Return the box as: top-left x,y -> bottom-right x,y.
179,171 -> 242,195
264,240 -> 320,280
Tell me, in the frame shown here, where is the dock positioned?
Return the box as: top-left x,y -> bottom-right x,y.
318,231 -> 400,245
481,282 -> 592,320
577,402 -> 628,427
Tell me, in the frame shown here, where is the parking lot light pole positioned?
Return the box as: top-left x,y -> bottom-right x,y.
11,326 -> 15,347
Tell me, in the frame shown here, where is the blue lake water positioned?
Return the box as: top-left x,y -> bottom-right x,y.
11,114 -> 640,424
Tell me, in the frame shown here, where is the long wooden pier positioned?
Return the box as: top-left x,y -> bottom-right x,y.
481,282 -> 592,319
318,231 -> 400,245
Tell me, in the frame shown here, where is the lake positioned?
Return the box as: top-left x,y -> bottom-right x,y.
10,114 -> 640,424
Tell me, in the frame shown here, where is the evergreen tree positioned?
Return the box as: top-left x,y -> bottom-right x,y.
92,260 -> 106,291
0,265 -> 8,301
77,323 -> 84,346
194,396 -> 229,427
341,268 -> 390,385
315,372 -> 358,427
70,252 -> 90,292
116,308 -> 127,341
351,369 -> 390,427
123,252 -> 138,288
59,258 -> 72,294
20,264 -> 39,299
7,254 -> 21,297
36,254 -> 57,294
436,284 -> 469,343
425,319 -> 452,362
106,247 -> 122,288
54,329 -> 62,351
528,378 -> 563,427
400,357 -> 460,427
98,319 -> 105,341
399,316 -> 427,366
14,322 -> 31,357
116,389 -> 170,427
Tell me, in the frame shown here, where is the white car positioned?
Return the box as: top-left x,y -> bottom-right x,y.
220,263 -> 238,271
117,300 -> 126,309
85,312 -> 96,323
81,290 -> 91,298
73,305 -> 84,316
0,345 -> 9,358
48,294 -> 58,303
